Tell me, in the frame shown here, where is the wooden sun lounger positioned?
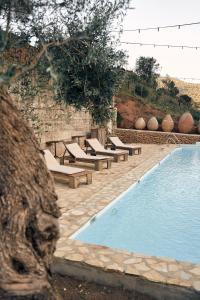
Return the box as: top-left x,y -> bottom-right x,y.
44,150 -> 92,188
109,136 -> 142,156
86,138 -> 128,163
65,143 -> 112,171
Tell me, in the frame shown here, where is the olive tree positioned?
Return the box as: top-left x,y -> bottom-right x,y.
0,0 -> 129,299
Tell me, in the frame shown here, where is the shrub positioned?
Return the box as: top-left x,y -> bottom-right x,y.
135,84 -> 149,98
191,110 -> 200,121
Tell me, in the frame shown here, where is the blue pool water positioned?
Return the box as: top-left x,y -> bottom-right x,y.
73,147 -> 200,264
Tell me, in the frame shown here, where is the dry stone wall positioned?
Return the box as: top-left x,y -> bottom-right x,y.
12,89 -> 92,150
114,128 -> 200,144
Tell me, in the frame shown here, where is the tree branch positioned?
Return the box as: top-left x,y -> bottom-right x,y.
10,35 -> 88,84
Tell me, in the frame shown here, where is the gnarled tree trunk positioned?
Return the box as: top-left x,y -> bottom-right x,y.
0,87 -> 60,299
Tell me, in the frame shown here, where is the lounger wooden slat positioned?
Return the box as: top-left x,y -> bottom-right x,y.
86,139 -> 128,162
109,136 -> 142,156
44,150 -> 92,188
64,143 -> 112,171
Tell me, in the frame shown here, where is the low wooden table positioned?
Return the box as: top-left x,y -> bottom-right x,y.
46,135 -> 86,163
71,134 -> 86,147
46,139 -> 71,160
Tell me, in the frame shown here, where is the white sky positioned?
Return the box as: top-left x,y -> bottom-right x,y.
118,0 -> 200,82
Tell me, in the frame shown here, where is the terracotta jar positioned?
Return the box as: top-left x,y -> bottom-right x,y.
135,117 -> 146,130
147,117 -> 159,131
161,114 -> 174,132
197,121 -> 200,134
178,112 -> 194,134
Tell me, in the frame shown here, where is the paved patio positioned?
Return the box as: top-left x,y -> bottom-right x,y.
52,144 -> 200,299
55,144 -> 175,224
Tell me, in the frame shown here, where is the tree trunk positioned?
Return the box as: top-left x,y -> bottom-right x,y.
0,87 -> 60,299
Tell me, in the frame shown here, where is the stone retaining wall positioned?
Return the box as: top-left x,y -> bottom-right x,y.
12,89 -> 92,151
114,128 -> 200,144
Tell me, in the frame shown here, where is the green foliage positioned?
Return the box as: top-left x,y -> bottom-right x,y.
191,109 -> 200,121
0,65 -> 16,82
156,87 -> 165,96
156,116 -> 163,124
162,78 -> 179,97
135,56 -> 160,88
135,83 -> 149,98
49,35 -> 126,124
117,111 -> 123,127
0,0 -> 33,23
0,0 -> 130,124
124,71 -> 137,92
179,94 -> 192,106
118,57 -> 200,121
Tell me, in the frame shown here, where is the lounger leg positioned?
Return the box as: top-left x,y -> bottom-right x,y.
124,153 -> 128,161
69,177 -> 78,189
135,148 -> 141,155
129,149 -> 133,156
60,157 -> 64,165
107,160 -> 111,169
95,161 -> 102,171
114,155 -> 119,162
86,173 -> 92,185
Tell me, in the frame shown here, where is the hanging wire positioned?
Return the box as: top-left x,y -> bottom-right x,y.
112,21 -> 200,33
120,41 -> 200,50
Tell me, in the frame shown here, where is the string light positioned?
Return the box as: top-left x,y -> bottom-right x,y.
127,0 -> 135,10
120,41 -> 200,50
112,21 -> 200,33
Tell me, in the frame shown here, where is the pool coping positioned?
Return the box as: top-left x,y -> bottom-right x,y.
53,145 -> 200,299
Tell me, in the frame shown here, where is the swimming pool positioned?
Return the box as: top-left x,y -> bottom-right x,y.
72,146 -> 200,264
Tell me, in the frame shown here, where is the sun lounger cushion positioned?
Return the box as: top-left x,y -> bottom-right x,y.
86,139 -> 128,154
66,143 -> 110,160
109,136 -> 139,148
44,150 -> 85,174
109,136 -> 124,147
44,149 -> 60,167
48,165 -> 85,175
66,143 -> 88,158
86,139 -> 105,151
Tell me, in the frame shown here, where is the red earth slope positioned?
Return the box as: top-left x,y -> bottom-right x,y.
115,94 -> 165,129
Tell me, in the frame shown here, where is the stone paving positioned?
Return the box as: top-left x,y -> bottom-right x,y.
53,144 -> 200,294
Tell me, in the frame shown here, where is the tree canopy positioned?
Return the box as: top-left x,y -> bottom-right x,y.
161,78 -> 179,97
0,0 -> 130,124
179,94 -> 192,107
135,56 -> 160,88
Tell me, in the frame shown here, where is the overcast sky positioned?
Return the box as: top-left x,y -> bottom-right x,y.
118,0 -> 200,82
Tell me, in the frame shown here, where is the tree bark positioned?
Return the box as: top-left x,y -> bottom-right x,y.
0,87 -> 60,299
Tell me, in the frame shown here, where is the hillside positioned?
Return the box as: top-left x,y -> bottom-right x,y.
159,78 -> 200,110
115,94 -> 165,129
116,71 -> 200,130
